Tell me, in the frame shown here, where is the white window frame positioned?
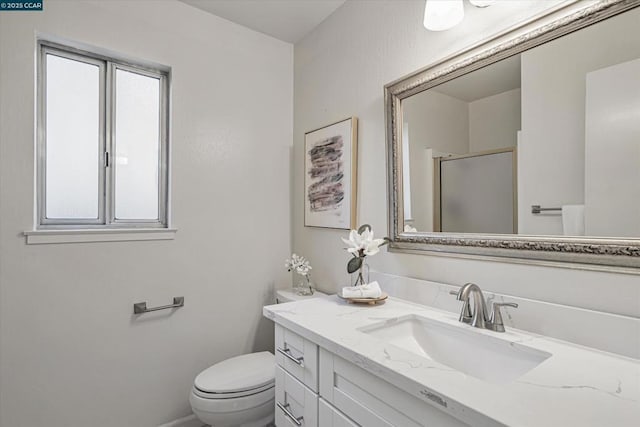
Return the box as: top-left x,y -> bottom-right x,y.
37,40 -> 170,230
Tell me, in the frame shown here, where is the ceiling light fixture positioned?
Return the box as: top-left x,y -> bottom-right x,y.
469,0 -> 496,7
424,0 -> 495,32
423,0 -> 465,32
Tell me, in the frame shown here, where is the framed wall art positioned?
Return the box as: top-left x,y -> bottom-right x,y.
304,117 -> 358,229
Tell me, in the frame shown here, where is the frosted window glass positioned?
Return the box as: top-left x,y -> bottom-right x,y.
114,69 -> 160,220
45,54 -> 100,219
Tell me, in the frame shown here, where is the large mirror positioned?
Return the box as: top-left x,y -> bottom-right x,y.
385,0 -> 640,271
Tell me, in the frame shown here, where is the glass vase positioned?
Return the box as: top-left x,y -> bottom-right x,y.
350,261 -> 370,287
294,275 -> 315,296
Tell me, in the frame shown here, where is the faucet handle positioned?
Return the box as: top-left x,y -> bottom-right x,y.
494,302 -> 518,309
489,302 -> 518,332
449,290 -> 458,296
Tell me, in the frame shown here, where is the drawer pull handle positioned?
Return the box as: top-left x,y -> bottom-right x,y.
277,402 -> 303,426
277,347 -> 305,367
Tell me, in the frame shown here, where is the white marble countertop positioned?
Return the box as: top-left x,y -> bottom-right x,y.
263,295 -> 640,427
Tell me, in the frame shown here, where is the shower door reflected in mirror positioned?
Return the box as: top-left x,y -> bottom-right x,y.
436,149 -> 516,234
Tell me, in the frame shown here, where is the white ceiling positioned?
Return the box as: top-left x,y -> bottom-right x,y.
433,54 -> 522,102
180,0 -> 347,43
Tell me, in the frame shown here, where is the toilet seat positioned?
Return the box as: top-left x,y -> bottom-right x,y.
191,383 -> 274,411
193,381 -> 274,400
193,351 -> 275,396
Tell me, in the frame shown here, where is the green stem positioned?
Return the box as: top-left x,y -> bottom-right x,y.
356,266 -> 365,286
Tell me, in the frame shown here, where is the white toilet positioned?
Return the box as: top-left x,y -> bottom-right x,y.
190,351 -> 275,427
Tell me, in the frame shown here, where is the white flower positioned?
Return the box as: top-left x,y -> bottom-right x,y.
285,253 -> 312,276
341,228 -> 385,257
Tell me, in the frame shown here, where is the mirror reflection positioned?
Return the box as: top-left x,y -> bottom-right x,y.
401,7 -> 640,238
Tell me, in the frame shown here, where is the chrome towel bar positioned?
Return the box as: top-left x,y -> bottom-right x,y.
531,205 -> 561,214
133,297 -> 184,314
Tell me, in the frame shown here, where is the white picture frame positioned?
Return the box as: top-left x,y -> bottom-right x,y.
304,117 -> 358,229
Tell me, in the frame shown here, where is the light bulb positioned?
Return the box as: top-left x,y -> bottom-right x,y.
423,0 -> 465,32
469,0 -> 496,7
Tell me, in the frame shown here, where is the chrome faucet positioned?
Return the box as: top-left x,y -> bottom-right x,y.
450,283 -> 518,332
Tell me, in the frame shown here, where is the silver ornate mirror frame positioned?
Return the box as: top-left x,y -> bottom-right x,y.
385,0 -> 640,273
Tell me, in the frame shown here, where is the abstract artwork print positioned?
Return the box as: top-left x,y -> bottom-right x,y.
304,117 -> 357,229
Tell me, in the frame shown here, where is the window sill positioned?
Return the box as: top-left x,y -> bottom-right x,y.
24,228 -> 177,245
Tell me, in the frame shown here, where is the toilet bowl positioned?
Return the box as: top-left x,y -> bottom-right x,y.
190,351 -> 275,427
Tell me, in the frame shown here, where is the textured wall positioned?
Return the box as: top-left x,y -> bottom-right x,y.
293,0 -> 639,318
0,1 -> 292,426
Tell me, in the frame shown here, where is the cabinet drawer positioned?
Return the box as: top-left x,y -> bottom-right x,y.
319,398 -> 359,427
276,366 -> 318,427
320,349 -> 468,427
275,324 -> 319,392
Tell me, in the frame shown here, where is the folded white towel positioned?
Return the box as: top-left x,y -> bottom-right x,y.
342,281 -> 382,299
562,204 -> 585,236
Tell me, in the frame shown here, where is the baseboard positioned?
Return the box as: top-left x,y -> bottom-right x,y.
157,413 -> 201,427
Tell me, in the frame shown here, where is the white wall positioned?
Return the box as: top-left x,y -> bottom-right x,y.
293,1 -> 639,321
518,7 -> 640,235
469,88 -> 521,152
0,1 -> 292,426
584,58 -> 640,238
403,90 -> 468,231
403,90 -> 470,156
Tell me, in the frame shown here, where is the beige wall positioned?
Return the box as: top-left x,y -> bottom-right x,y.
293,1 -> 639,319
0,1 -> 293,426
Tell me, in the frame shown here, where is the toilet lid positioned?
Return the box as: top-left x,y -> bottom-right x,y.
194,351 -> 275,394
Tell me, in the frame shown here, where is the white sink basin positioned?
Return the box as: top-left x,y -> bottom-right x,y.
359,315 -> 551,384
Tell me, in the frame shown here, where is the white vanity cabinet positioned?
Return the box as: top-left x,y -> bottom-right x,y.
267,295 -> 640,427
319,349 -> 467,427
275,366 -> 319,426
275,324 -> 318,392
273,324 -> 467,427
318,399 -> 358,427
275,324 -> 319,426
